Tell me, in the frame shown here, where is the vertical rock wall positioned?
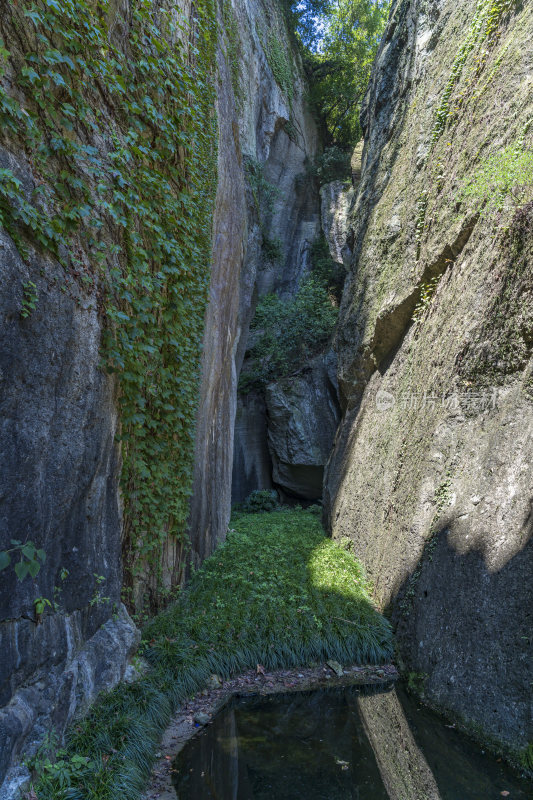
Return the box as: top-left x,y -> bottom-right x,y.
0,158 -> 139,797
191,0 -> 320,544
325,0 -> 533,754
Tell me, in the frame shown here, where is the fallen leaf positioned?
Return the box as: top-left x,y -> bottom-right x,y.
256,664 -> 266,675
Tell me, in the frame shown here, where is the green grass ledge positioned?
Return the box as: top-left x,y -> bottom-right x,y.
32,508 -> 393,799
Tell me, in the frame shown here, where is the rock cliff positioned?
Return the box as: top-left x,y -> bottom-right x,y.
325,0 -> 532,755
0,0 -> 319,797
0,38 -> 139,800
189,0 -> 324,524
0,0 -> 210,791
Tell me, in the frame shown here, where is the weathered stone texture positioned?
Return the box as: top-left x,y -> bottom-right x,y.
192,0 -> 319,543
232,392 -> 272,504
266,352 -> 341,500
320,181 -> 354,266
325,0 -> 533,751
0,152 -> 139,793
0,607 -> 139,800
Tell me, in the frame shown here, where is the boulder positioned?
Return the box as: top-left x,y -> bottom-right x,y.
266,352 -> 340,500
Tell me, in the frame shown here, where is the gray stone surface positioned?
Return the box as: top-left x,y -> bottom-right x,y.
0,605 -> 139,799
188,10 -> 248,564
232,392 -> 272,504
320,181 -> 354,266
190,0 -> 319,556
0,84 -> 137,797
325,0 -> 533,752
266,352 -> 341,499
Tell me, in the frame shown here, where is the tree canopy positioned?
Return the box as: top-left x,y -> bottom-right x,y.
287,0 -> 390,150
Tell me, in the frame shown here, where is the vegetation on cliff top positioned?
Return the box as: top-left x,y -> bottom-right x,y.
288,0 -> 390,150
30,508 -> 392,799
240,275 -> 339,391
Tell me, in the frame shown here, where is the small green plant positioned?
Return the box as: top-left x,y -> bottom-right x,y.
283,118 -> 299,143
28,732 -> 95,796
458,146 -> 533,216
53,568 -> 70,611
430,0 -> 517,146
518,742 -> 533,771
485,0 -> 515,41
0,540 -> 46,580
406,670 -> 428,695
414,191 -> 429,256
89,574 -> 111,608
33,596 -> 52,622
412,275 -> 441,323
265,33 -> 294,106
241,489 -> 281,513
20,280 -> 38,318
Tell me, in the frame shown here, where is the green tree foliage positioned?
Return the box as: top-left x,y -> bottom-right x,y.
305,0 -> 390,149
240,489 -> 281,513
310,233 -> 345,299
284,0 -> 389,150
240,277 -> 338,391
308,144 -> 352,183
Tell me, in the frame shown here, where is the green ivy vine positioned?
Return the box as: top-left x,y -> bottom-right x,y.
430,0 -> 517,146
0,0 -> 217,606
265,32 -> 294,107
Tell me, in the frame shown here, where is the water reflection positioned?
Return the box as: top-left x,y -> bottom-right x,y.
173,685 -> 531,799
355,690 -> 441,800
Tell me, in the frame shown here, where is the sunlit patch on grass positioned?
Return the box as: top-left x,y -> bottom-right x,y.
32,509 -> 392,800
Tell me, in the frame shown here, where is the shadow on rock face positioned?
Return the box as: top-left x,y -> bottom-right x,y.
392,519 -> 533,752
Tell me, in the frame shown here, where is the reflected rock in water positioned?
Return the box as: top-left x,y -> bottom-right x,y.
172,685 -> 531,799
174,687 -> 390,799
354,690 -> 441,800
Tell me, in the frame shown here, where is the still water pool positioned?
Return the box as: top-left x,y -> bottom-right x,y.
173,685 -> 532,800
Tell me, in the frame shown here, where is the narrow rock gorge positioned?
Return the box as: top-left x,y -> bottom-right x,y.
0,0 -> 531,796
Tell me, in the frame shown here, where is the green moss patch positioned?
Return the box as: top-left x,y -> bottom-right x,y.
31,509 -> 392,799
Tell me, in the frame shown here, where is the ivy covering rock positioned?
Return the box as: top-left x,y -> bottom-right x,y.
0,0 -> 217,603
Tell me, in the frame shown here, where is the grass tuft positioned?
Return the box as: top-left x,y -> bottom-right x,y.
32,509 -> 393,799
